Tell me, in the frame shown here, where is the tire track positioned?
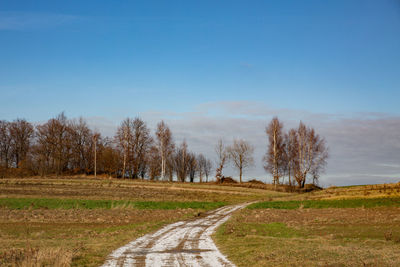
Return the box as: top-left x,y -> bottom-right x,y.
101,203 -> 248,267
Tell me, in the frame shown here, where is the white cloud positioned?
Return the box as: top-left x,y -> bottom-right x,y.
83,101 -> 400,187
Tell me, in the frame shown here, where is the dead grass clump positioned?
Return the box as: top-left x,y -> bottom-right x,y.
0,247 -> 74,267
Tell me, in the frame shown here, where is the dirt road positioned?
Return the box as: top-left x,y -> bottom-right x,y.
101,203 -> 247,267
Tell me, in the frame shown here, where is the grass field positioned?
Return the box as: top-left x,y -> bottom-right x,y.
215,183 -> 400,267
1,177 -> 399,266
0,176 -> 284,266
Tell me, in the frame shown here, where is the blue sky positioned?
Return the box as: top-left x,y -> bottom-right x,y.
1,0 -> 400,120
1,1 -> 400,185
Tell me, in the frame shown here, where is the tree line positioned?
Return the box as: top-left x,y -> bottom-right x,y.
0,113 -> 213,182
0,113 -> 328,187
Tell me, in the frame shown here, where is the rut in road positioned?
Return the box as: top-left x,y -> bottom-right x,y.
101,203 -> 248,267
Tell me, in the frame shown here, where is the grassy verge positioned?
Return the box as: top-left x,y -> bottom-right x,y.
0,197 -> 225,210
248,197 -> 400,209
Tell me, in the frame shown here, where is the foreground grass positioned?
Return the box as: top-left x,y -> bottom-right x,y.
2,177 -> 273,266
0,209 -> 197,266
215,198 -> 400,266
249,197 -> 400,209
0,197 -> 225,210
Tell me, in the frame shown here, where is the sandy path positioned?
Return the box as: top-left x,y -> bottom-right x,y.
101,203 -> 247,267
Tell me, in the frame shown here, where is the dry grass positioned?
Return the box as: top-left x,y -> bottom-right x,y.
283,182 -> 400,201
0,176 -> 286,266
1,247 -> 74,267
0,208 -> 199,266
0,177 -> 288,203
215,207 -> 400,266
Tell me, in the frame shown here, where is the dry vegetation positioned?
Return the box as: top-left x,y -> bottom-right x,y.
215,182 -> 400,267
2,177 -> 400,266
285,182 -> 400,201
0,207 -> 196,266
0,176 -> 285,266
0,176 -> 287,203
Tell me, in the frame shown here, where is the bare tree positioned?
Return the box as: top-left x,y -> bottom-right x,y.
294,122 -> 328,188
9,119 -> 34,168
115,118 -> 133,178
204,158 -> 212,182
131,118 -> 153,179
36,113 -> 71,175
93,132 -> 100,177
147,145 -> 161,180
175,140 -> 189,182
187,152 -> 197,183
155,121 -> 174,180
98,140 -> 120,178
264,117 -> 286,185
0,121 -> 12,168
69,118 -> 93,173
283,128 -> 298,187
197,154 -> 206,183
215,139 -> 228,181
166,156 -> 175,182
227,139 -> 254,183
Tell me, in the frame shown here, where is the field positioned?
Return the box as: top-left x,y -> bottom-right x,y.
1,177 -> 400,266
0,177 -> 284,266
215,183 -> 400,267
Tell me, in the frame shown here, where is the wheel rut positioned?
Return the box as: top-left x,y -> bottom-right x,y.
101,203 -> 248,267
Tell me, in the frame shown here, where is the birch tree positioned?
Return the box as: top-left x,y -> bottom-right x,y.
295,122 -> 328,188
264,117 -> 285,185
115,118 -> 133,178
204,158 -> 212,182
155,121 -> 174,180
283,128 -> 298,187
215,139 -> 228,181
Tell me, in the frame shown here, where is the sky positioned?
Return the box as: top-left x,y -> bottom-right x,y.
1,0 -> 400,186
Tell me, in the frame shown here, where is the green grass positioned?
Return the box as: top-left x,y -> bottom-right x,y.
218,221 -> 303,239
248,197 -> 400,209
0,197 -> 225,210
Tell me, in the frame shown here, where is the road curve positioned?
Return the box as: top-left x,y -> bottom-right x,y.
101,203 -> 248,267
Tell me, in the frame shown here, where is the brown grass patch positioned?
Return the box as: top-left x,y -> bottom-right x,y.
215,207 -> 400,266
0,208 -> 197,266
0,177 -> 288,203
